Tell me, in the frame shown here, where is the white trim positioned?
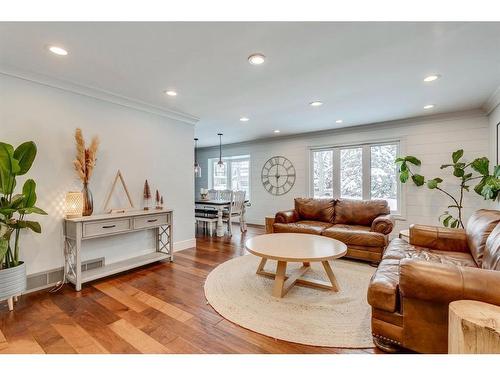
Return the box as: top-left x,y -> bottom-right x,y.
173,238 -> 196,252
198,109 -> 485,149
484,85 -> 500,115
0,66 -> 199,125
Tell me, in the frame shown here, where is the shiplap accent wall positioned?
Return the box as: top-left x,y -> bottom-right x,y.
0,74 -> 195,275
196,110 -> 492,235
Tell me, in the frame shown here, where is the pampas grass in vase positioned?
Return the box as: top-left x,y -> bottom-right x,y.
73,128 -> 99,216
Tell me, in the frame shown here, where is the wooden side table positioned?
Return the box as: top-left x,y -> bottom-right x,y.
399,229 -> 410,242
449,300 -> 500,353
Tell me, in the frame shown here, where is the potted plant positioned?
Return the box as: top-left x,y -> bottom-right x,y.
0,141 -> 47,310
396,149 -> 500,228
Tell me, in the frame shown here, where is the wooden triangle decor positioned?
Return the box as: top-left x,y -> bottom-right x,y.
103,170 -> 135,213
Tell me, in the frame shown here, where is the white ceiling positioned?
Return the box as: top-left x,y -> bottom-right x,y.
1,22 -> 500,147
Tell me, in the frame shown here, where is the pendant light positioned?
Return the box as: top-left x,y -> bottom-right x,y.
194,138 -> 201,178
216,133 -> 225,174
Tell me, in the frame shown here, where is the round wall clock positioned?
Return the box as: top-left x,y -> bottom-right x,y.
261,156 -> 296,196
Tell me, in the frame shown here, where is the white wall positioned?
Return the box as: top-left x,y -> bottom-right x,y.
0,73 -> 195,275
488,102 -> 500,209
196,110 -> 492,235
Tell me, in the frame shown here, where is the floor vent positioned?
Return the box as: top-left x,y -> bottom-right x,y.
26,257 -> 105,293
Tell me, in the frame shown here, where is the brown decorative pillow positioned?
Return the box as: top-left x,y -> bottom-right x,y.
334,198 -> 390,226
294,198 -> 335,223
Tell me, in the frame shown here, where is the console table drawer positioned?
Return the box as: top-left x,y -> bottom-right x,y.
133,213 -> 170,229
83,219 -> 131,237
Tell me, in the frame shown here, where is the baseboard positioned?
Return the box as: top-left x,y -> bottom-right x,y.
20,240 -> 195,295
173,238 -> 196,252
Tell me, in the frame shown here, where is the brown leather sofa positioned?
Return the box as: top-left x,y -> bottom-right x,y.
267,198 -> 394,263
367,209 -> 500,353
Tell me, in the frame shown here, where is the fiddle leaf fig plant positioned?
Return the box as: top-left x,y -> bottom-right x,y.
0,141 -> 47,269
395,150 -> 500,229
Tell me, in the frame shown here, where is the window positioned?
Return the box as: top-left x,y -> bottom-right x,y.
340,147 -> 363,200
311,142 -> 400,213
208,155 -> 250,199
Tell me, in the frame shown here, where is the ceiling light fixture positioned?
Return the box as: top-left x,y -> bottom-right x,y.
274,130 -> 280,134
239,117 -> 249,122
194,138 -> 201,178
48,46 -> 68,56
165,90 -> 177,97
423,74 -> 441,82
335,119 -> 343,124
423,104 -> 435,110
216,133 -> 225,174
310,101 -> 323,107
248,53 -> 266,65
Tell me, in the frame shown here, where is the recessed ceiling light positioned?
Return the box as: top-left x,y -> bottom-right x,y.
423,74 -> 441,82
48,46 -> 68,56
274,130 -> 280,134
310,101 -> 323,107
239,117 -> 249,122
165,90 -> 177,97
335,119 -> 343,124
248,53 -> 266,65
423,104 -> 435,110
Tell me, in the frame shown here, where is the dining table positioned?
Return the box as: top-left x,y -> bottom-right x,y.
194,199 -> 250,237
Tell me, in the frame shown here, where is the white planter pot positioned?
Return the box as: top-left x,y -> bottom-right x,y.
0,262 -> 27,301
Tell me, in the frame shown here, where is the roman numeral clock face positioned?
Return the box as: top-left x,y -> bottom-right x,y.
261,156 -> 296,196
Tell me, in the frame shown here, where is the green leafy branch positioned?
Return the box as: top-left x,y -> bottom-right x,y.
395,150 -> 499,229
0,141 -> 47,269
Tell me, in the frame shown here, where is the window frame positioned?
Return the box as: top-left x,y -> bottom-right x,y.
309,140 -> 403,217
208,154 -> 251,199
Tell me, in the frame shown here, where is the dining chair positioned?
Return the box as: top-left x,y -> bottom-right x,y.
223,190 -> 245,236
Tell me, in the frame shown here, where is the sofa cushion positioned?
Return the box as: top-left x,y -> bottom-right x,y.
273,220 -> 332,235
466,209 -> 500,267
483,223 -> 500,271
294,198 -> 335,223
334,198 -> 390,226
383,239 -> 477,267
323,225 -> 387,247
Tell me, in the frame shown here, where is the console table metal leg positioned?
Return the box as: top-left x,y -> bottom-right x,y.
75,225 -> 82,291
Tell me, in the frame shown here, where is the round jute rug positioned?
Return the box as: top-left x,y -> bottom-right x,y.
204,254 -> 375,348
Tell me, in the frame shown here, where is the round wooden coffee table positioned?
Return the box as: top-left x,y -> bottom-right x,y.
245,233 -> 347,298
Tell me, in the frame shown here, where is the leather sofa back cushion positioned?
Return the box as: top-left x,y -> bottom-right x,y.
334,198 -> 390,226
483,223 -> 500,270
466,209 -> 500,267
294,198 -> 335,223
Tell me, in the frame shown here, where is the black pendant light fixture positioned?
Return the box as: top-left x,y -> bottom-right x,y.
194,138 -> 201,178
216,133 -> 225,174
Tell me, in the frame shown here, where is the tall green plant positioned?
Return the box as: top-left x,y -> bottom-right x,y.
396,150 -> 500,229
0,141 -> 47,269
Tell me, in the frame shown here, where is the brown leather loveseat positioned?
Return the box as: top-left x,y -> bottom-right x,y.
367,209 -> 500,353
267,198 -> 394,263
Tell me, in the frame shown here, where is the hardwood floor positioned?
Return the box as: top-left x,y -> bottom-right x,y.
0,225 -> 382,354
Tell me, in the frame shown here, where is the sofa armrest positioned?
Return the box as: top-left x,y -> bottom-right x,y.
399,259 -> 500,306
409,224 -> 469,253
371,214 -> 394,235
275,209 -> 300,224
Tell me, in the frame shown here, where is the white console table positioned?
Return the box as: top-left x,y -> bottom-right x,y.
63,209 -> 173,291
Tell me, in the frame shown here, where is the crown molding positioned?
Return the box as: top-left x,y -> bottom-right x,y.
198,108 -> 486,150
0,65 -> 199,125
483,85 -> 500,115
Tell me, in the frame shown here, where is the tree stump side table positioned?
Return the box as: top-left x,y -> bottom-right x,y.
449,300 -> 500,353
